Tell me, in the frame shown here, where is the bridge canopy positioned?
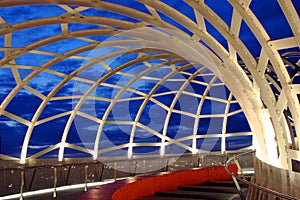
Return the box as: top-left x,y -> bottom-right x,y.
0,0 -> 299,170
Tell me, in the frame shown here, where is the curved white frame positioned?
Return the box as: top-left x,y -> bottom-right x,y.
0,0 -> 298,172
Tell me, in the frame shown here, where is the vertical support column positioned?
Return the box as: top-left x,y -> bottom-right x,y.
222,93 -> 232,154
261,109 -> 280,167
128,146 -> 132,158
192,133 -> 197,154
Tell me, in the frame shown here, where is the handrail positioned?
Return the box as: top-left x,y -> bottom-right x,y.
0,150 -> 253,198
225,150 -> 298,200
0,150 -> 250,171
0,160 -> 101,171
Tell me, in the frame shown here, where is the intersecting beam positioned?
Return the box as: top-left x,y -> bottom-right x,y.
278,0 -> 300,48
229,0 -> 300,168
59,54 -> 184,161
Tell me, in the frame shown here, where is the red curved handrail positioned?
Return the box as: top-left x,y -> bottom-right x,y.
78,164 -> 238,200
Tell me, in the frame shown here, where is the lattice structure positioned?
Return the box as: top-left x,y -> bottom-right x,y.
0,0 -> 299,172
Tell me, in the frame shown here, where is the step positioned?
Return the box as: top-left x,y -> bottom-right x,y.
203,180 -> 247,188
155,190 -> 239,200
245,175 -> 252,181
138,196 -> 205,200
178,185 -> 238,193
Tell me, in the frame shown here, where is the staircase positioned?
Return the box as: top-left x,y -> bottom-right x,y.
138,179 -> 248,200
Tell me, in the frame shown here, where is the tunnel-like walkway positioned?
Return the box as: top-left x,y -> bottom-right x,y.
0,0 -> 299,199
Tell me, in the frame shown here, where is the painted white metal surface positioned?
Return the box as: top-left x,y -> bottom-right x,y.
0,0 -> 298,173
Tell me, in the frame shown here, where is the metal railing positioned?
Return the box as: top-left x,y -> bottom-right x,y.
0,151 -> 254,199
225,150 -> 298,200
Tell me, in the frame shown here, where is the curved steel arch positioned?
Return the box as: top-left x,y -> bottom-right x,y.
142,0 -> 297,168
57,52 -> 186,161
94,61 -> 193,159
141,0 -> 277,164
23,50 -> 183,162
0,0 -> 298,173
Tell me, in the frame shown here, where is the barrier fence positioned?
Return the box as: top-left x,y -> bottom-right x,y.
225,150 -> 299,200
0,151 -> 253,199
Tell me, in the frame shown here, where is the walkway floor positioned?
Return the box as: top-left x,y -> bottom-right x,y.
2,187 -> 85,200
1,180 -> 117,200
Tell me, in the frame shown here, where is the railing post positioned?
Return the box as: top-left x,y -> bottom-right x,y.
28,168 -> 36,192
225,150 -> 297,200
201,156 -> 204,167
19,168 -> 25,200
234,156 -> 247,180
53,166 -> 57,198
84,165 -> 88,192
134,161 -> 138,176
114,162 -> 117,180
232,175 -> 246,200
231,155 -> 246,200
143,160 -> 146,175
99,164 -> 105,181
64,165 -> 71,185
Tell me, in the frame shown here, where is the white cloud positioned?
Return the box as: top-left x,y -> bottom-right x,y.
0,120 -> 21,127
